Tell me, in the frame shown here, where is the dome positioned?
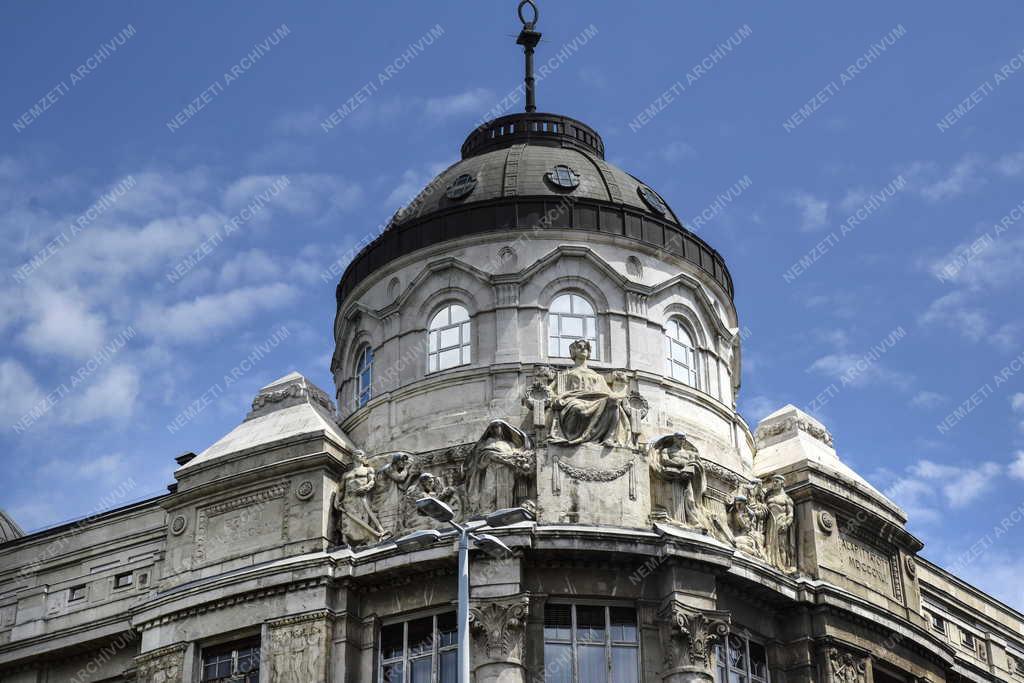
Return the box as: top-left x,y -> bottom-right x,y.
335,112 -> 734,308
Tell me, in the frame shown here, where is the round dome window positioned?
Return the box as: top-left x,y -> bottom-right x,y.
546,164 -> 580,190
446,173 -> 477,200
637,185 -> 668,215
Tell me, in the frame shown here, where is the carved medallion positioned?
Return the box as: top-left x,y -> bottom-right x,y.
818,511 -> 835,534
295,480 -> 315,501
904,555 -> 917,579
170,515 -> 188,536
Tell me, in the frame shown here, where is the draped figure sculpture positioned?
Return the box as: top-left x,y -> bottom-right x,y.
547,339 -> 632,447
763,474 -> 796,573
649,433 -> 711,530
463,419 -> 533,516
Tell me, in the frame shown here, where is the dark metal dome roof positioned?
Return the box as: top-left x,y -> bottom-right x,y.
335,112 -> 735,308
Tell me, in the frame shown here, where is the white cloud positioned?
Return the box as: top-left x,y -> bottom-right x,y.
1010,451 -> 1024,480
790,191 -> 829,231
18,287 -> 107,360
929,229 -> 1024,291
919,292 -> 990,342
905,156 -> 984,202
910,390 -> 947,409
884,459 -> 1002,521
217,249 -> 283,288
63,365 -> 140,424
272,108 -> 328,136
807,352 -> 910,389
424,88 -> 493,121
138,283 -> 298,343
0,359 -> 44,426
222,173 -> 363,218
659,141 -> 696,163
996,151 -> 1024,177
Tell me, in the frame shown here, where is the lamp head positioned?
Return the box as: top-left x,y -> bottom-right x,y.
485,506 -> 535,527
416,496 -> 455,523
394,529 -> 443,551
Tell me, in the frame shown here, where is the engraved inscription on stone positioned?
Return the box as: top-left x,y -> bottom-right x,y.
838,532 -> 894,595
194,484 -> 288,565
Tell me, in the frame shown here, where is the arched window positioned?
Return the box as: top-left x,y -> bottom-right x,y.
548,293 -> 598,359
355,345 -> 374,407
428,304 -> 471,372
665,319 -> 698,387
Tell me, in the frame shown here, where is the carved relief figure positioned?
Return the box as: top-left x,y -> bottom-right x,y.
373,452 -> 414,532
268,617 -> 327,683
136,645 -> 186,683
333,450 -> 388,547
727,494 -> 764,558
463,420 -> 534,516
547,339 -> 633,447
763,474 -> 796,573
649,433 -> 711,530
402,472 -> 462,531
827,648 -> 866,683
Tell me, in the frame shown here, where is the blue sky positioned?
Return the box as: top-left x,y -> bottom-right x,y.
2,2 -> 1023,608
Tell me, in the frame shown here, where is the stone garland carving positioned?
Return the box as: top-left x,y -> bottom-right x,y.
553,456 -> 636,500
523,340 -> 647,449
827,648 -> 868,683
756,416 -> 834,448
251,380 -> 334,413
135,643 -> 187,683
659,604 -> 730,673
468,597 -> 529,663
267,612 -> 330,683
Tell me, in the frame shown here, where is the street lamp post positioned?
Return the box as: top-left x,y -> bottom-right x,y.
395,499 -> 534,683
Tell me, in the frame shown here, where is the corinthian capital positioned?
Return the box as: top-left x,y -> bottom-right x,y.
658,603 -> 730,672
468,596 -> 530,663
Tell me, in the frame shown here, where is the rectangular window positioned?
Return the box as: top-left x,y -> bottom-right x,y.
962,630 -> 976,648
201,637 -> 260,683
379,611 -> 458,683
68,584 -> 87,602
930,612 -> 946,634
113,571 -> 134,589
543,604 -> 639,683
716,633 -> 770,683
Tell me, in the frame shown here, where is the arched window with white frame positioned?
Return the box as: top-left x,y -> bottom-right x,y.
548,293 -> 599,360
665,318 -> 699,388
354,345 -> 374,408
428,303 -> 471,372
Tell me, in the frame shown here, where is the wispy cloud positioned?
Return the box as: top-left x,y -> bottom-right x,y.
424,88 -> 493,121
883,459 -> 1002,522
911,390 -> 947,409
904,156 -> 984,202
790,191 -> 829,231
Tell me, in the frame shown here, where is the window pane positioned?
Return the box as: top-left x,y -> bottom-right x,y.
749,641 -> 768,678
576,605 -> 606,642
551,295 -> 571,313
439,326 -> 460,349
439,347 -> 461,369
611,647 -> 639,683
579,645 -> 606,681
382,661 -> 404,683
437,612 -> 457,647
728,635 -> 746,668
450,305 -> 469,323
559,338 -> 573,358
549,335 -> 560,356
429,354 -> 438,372
429,330 -> 438,352
585,317 -> 595,338
440,649 -> 458,683
610,607 -> 637,643
571,295 -> 594,314
410,656 -> 432,683
408,616 -> 433,656
461,345 -> 471,364
729,673 -> 747,683
544,604 -> 572,640
461,322 -> 470,340
562,316 -> 584,337
430,309 -> 448,329
543,643 -> 572,683
381,623 -> 404,660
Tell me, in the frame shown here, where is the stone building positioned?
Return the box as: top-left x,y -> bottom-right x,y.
2,7 -> 1024,683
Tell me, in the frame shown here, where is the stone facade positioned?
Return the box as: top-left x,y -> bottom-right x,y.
2,14 -> 1023,683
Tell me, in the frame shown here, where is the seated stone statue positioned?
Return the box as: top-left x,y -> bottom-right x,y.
547,339 -> 632,448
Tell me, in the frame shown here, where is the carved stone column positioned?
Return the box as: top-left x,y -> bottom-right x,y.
469,596 -> 529,683
135,643 -> 187,683
657,603 -> 730,683
265,611 -> 332,683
